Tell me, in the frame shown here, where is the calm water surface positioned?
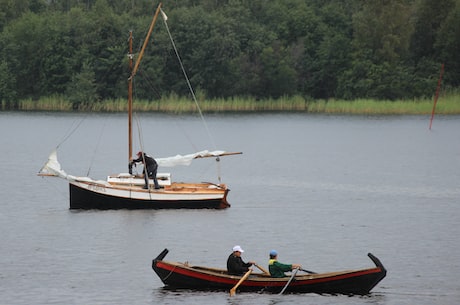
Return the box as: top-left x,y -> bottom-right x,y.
0,112 -> 459,304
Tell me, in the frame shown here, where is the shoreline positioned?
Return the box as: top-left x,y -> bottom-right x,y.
2,93 -> 459,115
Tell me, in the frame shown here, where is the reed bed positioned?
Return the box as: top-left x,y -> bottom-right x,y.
17,96 -> 73,111
3,92 -> 459,114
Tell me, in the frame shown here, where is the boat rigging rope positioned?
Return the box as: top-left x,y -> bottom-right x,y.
160,9 -> 224,182
134,112 -> 155,197
86,117 -> 108,177
135,112 -> 145,153
160,8 -> 217,152
55,115 -> 88,150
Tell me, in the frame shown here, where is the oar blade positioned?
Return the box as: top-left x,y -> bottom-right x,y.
278,267 -> 300,295
229,269 -> 252,297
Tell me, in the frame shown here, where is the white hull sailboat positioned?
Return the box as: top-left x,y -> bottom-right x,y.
38,3 -> 239,210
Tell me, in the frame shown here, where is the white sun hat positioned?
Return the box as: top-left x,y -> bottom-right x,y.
232,245 -> 244,253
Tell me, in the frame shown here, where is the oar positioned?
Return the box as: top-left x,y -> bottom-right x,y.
300,268 -> 317,274
229,269 -> 252,296
254,263 -> 269,275
278,267 -> 299,295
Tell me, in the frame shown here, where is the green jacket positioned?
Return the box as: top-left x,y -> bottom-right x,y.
268,259 -> 292,278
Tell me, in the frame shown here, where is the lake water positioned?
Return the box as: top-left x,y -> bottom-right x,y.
1,112 -> 459,305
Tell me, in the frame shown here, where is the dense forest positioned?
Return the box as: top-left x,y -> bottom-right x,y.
0,0 -> 459,109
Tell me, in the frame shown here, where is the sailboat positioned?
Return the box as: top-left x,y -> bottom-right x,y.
38,3 -> 240,210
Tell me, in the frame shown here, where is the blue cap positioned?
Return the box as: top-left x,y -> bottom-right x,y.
269,250 -> 278,256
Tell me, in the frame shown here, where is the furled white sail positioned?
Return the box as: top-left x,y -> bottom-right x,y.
156,150 -> 226,167
39,149 -> 229,180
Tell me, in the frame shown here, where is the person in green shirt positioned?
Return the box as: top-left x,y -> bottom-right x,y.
268,250 -> 302,278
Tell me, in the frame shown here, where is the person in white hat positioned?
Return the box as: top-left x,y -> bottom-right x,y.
227,245 -> 256,275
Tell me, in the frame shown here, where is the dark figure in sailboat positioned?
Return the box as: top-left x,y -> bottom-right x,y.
130,151 -> 160,189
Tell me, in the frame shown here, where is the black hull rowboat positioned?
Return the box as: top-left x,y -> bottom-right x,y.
152,249 -> 386,295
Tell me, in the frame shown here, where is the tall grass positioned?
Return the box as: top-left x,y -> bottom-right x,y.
3,92 -> 459,114
17,95 -> 73,111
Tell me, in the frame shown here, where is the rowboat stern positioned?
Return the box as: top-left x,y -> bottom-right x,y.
153,248 -> 170,266
365,252 -> 387,293
152,248 -> 170,282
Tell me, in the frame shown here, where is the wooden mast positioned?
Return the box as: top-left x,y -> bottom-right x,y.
128,2 -> 163,162
128,31 -> 133,162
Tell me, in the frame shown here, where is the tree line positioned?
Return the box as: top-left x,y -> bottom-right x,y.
0,0 -> 459,109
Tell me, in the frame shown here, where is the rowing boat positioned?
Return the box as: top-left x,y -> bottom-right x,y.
151,248 -> 386,295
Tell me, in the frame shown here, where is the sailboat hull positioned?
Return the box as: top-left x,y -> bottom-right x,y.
69,181 -> 230,210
